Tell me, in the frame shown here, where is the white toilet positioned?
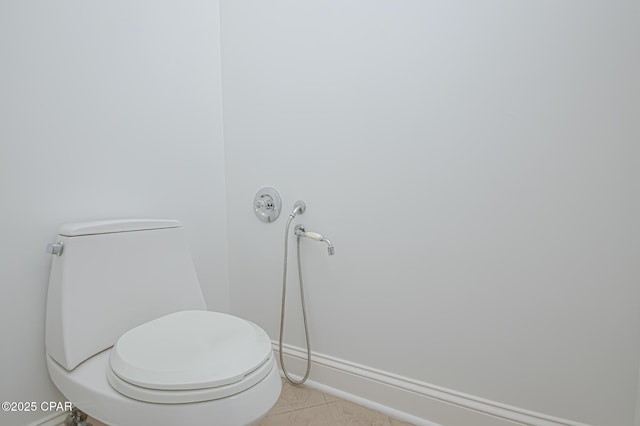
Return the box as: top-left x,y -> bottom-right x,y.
44,219 -> 281,426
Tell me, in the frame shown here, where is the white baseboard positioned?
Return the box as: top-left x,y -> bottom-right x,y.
273,341 -> 593,426
29,411 -> 65,426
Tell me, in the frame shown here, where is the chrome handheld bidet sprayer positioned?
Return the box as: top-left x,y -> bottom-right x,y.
279,201 -> 334,385
295,225 -> 335,256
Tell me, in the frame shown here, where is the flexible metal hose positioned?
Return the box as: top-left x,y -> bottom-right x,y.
278,214 -> 312,385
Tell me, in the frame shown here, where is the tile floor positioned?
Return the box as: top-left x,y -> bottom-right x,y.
258,379 -> 413,425
86,378 -> 414,425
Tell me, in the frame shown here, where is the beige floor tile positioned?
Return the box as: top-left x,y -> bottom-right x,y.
87,417 -> 109,426
260,404 -> 336,426
390,418 -> 415,426
322,391 -> 341,403
266,379 -> 327,416
328,400 -> 413,426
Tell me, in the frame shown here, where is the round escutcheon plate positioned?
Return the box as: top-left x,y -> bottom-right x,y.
253,187 -> 282,223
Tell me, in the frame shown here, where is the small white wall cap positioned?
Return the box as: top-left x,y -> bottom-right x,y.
58,219 -> 182,237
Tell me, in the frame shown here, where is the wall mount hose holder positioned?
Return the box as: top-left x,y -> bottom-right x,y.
253,187 -> 282,223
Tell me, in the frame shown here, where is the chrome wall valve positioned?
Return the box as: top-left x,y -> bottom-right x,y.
253,187 -> 282,223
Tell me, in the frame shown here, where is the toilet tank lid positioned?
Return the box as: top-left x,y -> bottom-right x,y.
58,219 -> 182,237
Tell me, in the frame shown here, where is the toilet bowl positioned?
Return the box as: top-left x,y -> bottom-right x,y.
47,349 -> 281,426
44,219 -> 281,426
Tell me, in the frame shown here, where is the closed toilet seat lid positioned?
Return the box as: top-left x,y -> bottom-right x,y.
109,310 -> 272,391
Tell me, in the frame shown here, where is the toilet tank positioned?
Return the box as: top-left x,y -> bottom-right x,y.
45,219 -> 207,371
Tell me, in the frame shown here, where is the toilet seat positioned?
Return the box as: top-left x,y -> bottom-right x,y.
107,353 -> 275,403
108,310 -> 274,403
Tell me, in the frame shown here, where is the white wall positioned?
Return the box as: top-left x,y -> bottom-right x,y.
0,1 -> 227,425
0,1 -> 638,425
220,1 -> 640,426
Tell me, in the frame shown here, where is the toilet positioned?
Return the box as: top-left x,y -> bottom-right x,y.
44,219 -> 281,426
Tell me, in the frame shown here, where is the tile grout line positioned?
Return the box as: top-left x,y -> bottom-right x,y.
265,400 -> 329,417
270,402 -> 330,416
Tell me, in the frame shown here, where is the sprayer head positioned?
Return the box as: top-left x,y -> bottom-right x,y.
295,224 -> 334,256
